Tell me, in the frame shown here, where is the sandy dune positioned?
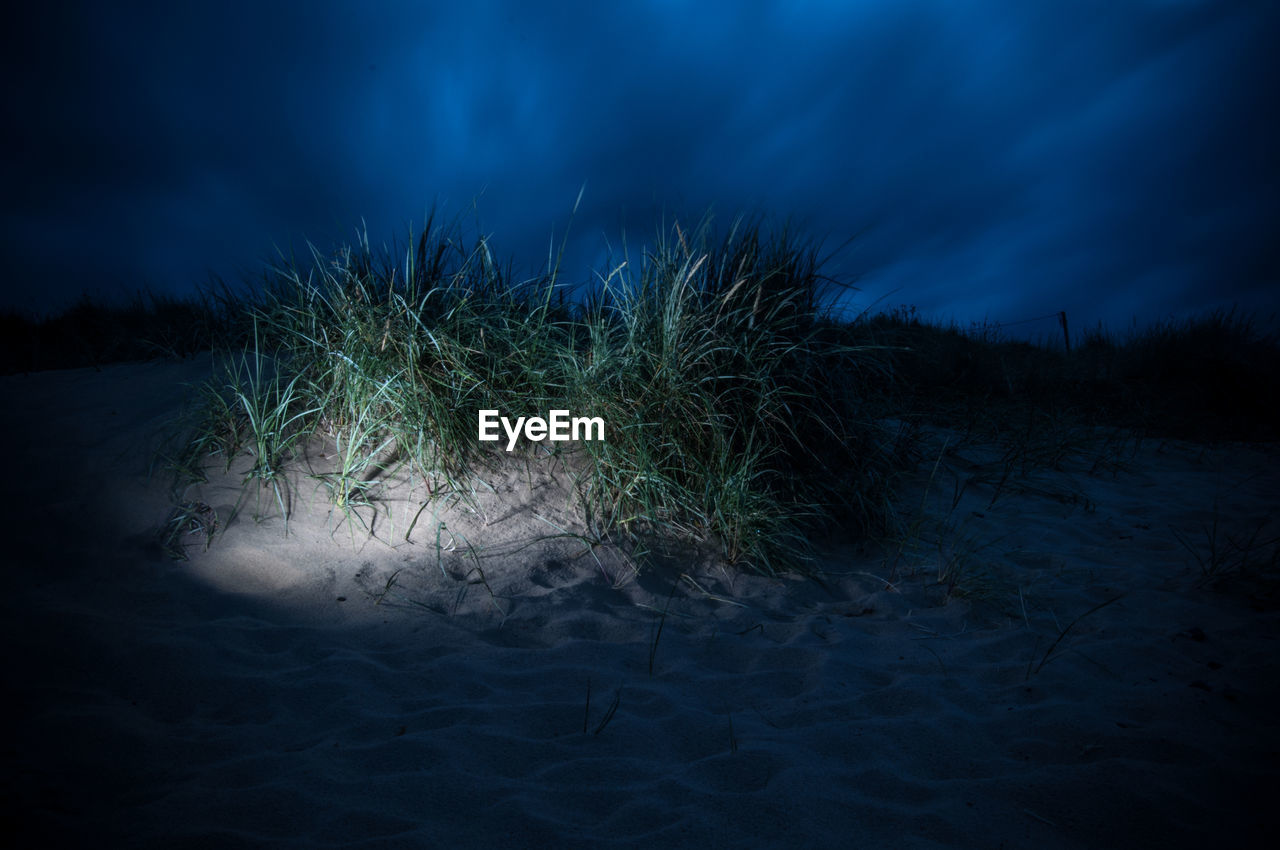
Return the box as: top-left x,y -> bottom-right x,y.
3,357 -> 1277,848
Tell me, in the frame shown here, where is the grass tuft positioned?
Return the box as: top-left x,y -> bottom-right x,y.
160,210 -> 912,572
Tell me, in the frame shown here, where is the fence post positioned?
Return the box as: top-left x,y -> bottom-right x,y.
1059,310 -> 1071,353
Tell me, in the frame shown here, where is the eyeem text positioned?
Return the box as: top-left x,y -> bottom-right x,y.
478,409 -> 605,451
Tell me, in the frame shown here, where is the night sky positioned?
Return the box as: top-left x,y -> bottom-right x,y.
4,1 -> 1277,337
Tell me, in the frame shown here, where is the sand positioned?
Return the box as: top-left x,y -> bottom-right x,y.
3,356 -> 1278,848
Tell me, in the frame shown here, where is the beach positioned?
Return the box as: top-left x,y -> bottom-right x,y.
4,356 -> 1277,848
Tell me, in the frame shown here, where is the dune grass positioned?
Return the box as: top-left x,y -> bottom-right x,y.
5,210 -> 1277,577
850,304 -> 1280,443
146,211 -> 913,573
0,285 -> 241,375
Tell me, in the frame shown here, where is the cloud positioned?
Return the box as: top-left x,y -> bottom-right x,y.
1,0 -> 1274,331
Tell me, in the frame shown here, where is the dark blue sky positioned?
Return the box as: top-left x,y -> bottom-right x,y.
4,1 -> 1277,336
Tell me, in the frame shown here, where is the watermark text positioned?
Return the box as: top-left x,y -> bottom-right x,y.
478,409 -> 604,451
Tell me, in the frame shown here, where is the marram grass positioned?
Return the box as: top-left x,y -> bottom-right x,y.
164,212 -> 910,574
